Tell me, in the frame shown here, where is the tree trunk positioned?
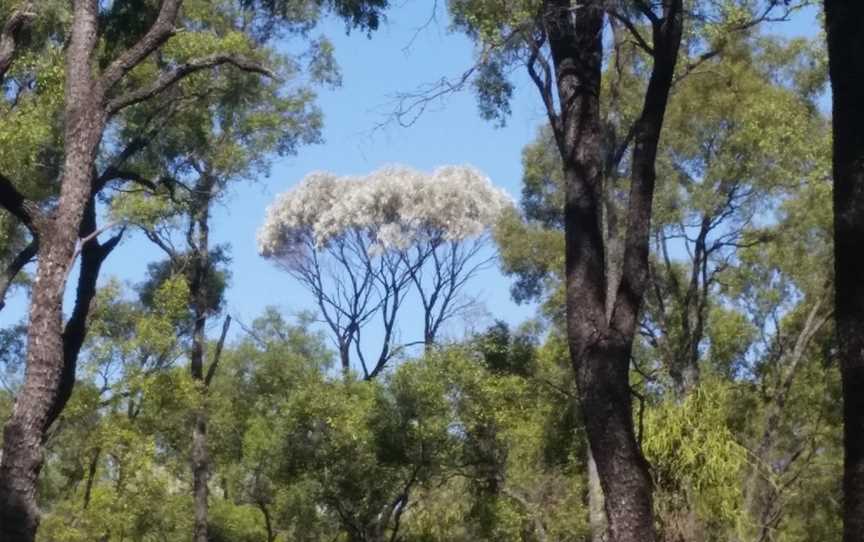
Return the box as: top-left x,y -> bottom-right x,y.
824,2 -> 864,541
0,3 -> 105,539
258,501 -> 275,542
339,339 -> 351,376
83,448 -> 100,510
547,0 -> 656,537
189,174 -> 215,542
587,446 -> 607,542
544,1 -> 683,540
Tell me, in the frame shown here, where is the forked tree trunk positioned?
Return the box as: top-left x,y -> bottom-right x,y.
824,2 -> 864,541
542,1 -> 683,541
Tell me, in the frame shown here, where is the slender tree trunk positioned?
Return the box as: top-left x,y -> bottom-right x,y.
83,447 -> 100,510
0,3 -> 105,539
257,500 -> 275,542
339,339 -> 351,375
189,174 -> 215,542
824,3 -> 864,541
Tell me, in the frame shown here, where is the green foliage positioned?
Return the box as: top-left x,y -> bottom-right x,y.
2,3 -> 844,541
643,381 -> 748,534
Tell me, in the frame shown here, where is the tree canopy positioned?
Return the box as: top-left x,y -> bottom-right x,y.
1,1 -> 859,542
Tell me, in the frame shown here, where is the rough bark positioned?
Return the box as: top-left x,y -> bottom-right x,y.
0,2 -> 183,538
538,1 -> 683,541
0,2 -> 106,538
823,3 -> 864,540
546,0 -> 659,534
0,1 -> 276,538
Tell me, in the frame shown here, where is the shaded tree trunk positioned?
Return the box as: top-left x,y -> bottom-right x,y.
83,447 -> 101,510
823,4 -> 864,539
257,500 -> 275,542
0,1 -> 269,538
538,1 -> 683,541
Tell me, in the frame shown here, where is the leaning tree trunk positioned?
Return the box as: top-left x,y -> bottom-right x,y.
0,3 -> 107,539
824,2 -> 864,541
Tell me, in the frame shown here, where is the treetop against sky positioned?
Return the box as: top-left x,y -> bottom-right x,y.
0,0 -> 821,346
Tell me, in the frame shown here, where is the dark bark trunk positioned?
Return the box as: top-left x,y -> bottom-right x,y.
543,1 -> 682,540
824,2 -> 864,541
545,0 -> 658,535
83,447 -> 100,510
0,3 -> 106,539
258,500 -> 275,542
339,339 -> 351,376
189,173 -> 216,542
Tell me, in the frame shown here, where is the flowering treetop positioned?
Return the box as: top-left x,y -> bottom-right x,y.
257,165 -> 513,260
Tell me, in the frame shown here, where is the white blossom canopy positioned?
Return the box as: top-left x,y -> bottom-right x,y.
257,165 -> 513,261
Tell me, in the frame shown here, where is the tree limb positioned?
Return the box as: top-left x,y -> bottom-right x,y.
204,315 -> 231,387
46,200 -> 125,429
0,2 -> 35,84
0,172 -> 44,234
99,0 -> 183,90
632,0 -> 661,26
107,54 -> 276,115
0,239 -> 37,311
608,9 -> 654,55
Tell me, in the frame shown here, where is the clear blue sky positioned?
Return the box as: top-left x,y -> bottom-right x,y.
0,2 -> 824,364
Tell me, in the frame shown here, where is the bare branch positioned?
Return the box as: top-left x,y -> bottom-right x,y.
142,226 -> 179,260
525,32 -> 560,134
608,9 -> 654,55
60,221 -> 125,296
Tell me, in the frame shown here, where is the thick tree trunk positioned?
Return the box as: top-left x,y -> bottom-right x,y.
824,4 -> 864,540
0,3 -> 105,539
546,0 -> 657,538
543,1 -> 682,540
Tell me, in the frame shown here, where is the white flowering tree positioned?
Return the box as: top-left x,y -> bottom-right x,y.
258,165 -> 512,378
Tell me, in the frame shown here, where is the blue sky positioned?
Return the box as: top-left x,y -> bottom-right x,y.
0,2 -> 824,365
